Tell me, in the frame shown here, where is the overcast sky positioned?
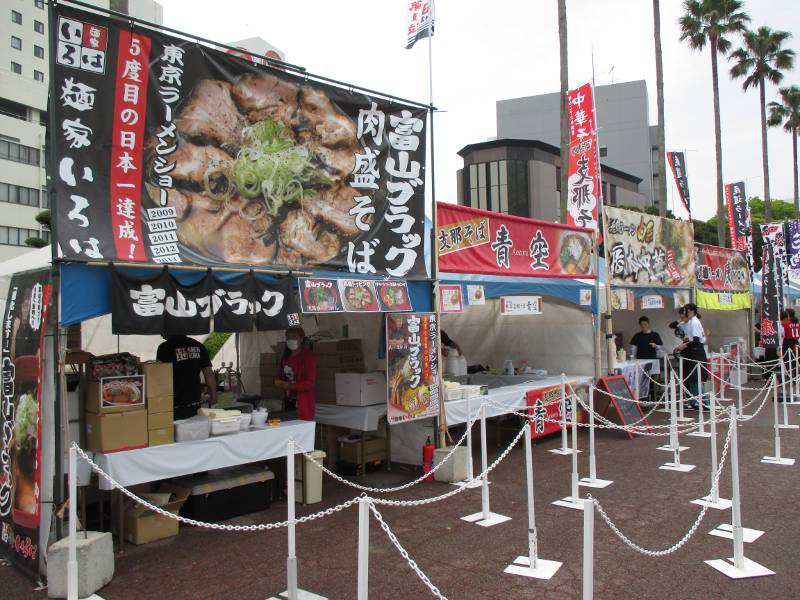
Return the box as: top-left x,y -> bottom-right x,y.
159,0 -> 800,222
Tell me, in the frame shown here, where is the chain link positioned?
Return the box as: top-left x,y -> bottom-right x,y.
368,499 -> 448,600
591,415 -> 734,556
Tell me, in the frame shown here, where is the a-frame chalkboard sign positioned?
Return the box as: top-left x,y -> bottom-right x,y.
596,375 -> 653,440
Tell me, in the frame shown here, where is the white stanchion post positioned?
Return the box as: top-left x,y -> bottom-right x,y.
67,445 -> 78,600
550,374 -> 572,455
737,343 -> 743,414
659,354 -> 670,412
795,349 -> 800,403
634,360 -> 641,403
357,497 -> 369,600
718,350 -> 728,403
661,375 -> 694,471
462,404 -> 511,526
286,440 -> 298,600
454,397 -> 481,489
505,422 -> 563,579
763,377 -> 796,465
689,361 -> 710,438
779,351 -> 795,428
691,392 -> 731,509
679,355 -> 685,419
582,499 -> 594,600
580,387 -> 613,488
706,406 -> 775,578
554,390 -> 585,509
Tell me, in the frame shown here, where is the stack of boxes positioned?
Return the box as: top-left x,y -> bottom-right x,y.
143,362 -> 174,447
84,377 -> 148,453
314,339 -> 364,405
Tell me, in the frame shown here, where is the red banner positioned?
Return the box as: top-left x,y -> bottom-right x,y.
566,82 -> 600,230
694,244 -> 750,292
436,203 -> 595,278
567,82 -> 596,140
527,385 -> 564,439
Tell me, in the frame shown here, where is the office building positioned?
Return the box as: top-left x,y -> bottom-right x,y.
496,80 -> 660,211
456,138 -> 645,223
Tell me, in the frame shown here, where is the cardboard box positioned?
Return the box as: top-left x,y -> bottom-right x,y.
338,436 -> 386,464
316,352 -> 365,369
335,372 -> 386,407
314,338 -> 362,355
85,376 -> 146,414
148,426 -> 174,447
114,483 -> 190,545
259,352 -> 277,365
142,362 -> 173,398
85,409 -> 147,453
148,411 -> 173,430
147,394 -> 173,415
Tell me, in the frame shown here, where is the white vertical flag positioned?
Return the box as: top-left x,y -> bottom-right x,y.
406,0 -> 435,49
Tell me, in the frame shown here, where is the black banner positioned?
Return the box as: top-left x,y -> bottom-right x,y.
53,3 -> 428,278
760,245 -> 783,348
1,269 -> 51,579
111,270 -> 299,335
725,181 -> 752,269
667,151 -> 691,216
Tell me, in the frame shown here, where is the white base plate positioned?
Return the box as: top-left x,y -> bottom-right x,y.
708,523 -> 765,543
269,591 -> 328,600
461,511 -> 512,527
552,497 -> 585,510
451,478 -> 485,489
579,477 -> 613,489
687,431 -> 712,438
761,456 -> 796,465
82,596 -> 105,600
705,556 -> 775,579
691,495 -> 732,510
778,423 -> 799,430
548,447 -> 581,455
677,417 -> 694,422
504,556 -> 563,580
656,445 -> 689,452
660,462 -> 696,472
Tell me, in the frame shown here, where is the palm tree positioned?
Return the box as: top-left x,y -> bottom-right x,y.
653,0 -> 668,216
558,0 -> 569,222
768,86 -> 800,215
679,0 -> 750,246
730,27 -> 796,222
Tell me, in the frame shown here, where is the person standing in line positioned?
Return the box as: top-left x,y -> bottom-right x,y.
676,303 -> 707,409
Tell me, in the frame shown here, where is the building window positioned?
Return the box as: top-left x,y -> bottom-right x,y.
0,140 -> 41,166
12,10 -> 22,24
610,183 -> 618,206
0,182 -> 40,207
11,36 -> 22,50
34,70 -> 44,82
555,166 -> 561,193
34,20 -> 44,34
469,163 -> 488,211
34,44 -> 44,59
599,146 -> 608,158
0,226 -> 44,247
35,0 -> 45,8
10,61 -> 21,74
507,160 -> 528,217
41,187 -> 49,208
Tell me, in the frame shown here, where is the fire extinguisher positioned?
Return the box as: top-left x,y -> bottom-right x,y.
422,436 -> 435,481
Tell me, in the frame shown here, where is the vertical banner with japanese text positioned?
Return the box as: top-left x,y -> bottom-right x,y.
667,151 -> 691,218
52,3 -> 428,277
761,223 -> 790,284
760,244 -> 782,348
386,313 -> 440,424
725,181 -> 752,270
406,0 -> 435,49
566,82 -> 600,230
1,269 -> 51,579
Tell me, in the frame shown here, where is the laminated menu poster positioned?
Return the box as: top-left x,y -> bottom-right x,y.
0,269 -> 52,579
386,313 -> 440,424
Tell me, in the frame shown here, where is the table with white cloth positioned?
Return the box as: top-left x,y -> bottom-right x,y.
314,404 -> 390,471
614,359 -> 659,400
88,420 -> 315,549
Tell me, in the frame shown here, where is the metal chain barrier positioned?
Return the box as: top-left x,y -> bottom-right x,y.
368,499 -> 448,600
590,416 -> 734,557
73,444 -> 360,531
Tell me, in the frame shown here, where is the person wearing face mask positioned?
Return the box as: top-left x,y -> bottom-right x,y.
274,326 -> 317,421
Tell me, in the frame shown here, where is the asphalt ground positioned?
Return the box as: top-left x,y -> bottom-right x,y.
4,384 -> 800,600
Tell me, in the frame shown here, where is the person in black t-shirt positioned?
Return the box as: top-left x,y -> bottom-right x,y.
156,335 -> 217,420
629,316 -> 663,360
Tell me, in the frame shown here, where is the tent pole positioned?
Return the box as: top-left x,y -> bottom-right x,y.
593,231 -> 601,381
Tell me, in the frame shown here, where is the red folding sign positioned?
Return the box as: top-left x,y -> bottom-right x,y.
436,203 -> 595,278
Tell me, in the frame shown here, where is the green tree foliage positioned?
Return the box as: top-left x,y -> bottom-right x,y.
203,332 -> 232,360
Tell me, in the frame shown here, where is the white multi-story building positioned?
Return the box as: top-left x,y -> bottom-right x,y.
0,0 -> 162,261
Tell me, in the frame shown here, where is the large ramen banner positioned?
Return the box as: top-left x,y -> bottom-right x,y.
52,4 -> 428,278
436,203 -> 595,278
694,244 -> 751,292
604,206 -> 695,288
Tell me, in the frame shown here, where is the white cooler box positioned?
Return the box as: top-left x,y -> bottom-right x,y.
335,372 -> 386,406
